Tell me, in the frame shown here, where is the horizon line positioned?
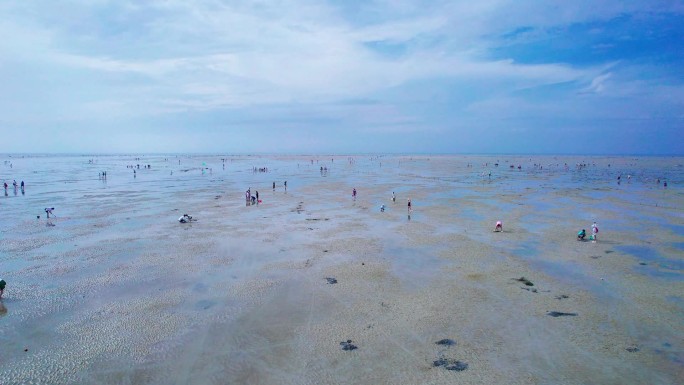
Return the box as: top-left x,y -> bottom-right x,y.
1,152 -> 683,157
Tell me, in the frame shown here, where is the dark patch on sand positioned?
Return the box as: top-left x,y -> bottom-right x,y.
547,311 -> 577,317
433,357 -> 468,371
340,340 -> 357,351
292,202 -> 304,214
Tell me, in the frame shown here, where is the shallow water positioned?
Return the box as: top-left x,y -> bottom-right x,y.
1,154 -> 683,384
616,245 -> 684,280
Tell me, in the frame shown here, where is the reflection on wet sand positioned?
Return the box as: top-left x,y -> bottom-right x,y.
0,154 -> 682,385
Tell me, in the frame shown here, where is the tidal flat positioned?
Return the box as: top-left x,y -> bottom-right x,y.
1,154 -> 682,384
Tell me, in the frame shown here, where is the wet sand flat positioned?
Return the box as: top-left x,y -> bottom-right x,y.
0,154 -> 683,384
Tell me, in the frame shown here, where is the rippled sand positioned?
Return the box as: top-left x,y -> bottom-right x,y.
0,154 -> 682,384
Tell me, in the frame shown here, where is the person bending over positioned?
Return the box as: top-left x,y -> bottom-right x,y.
577,229 -> 586,240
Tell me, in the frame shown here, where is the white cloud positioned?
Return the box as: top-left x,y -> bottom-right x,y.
0,0 -> 682,153
580,73 -> 613,94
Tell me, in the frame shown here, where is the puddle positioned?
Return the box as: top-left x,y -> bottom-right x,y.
663,223 -> 684,236
616,245 -> 683,280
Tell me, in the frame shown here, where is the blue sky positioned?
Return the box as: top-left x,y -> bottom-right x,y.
0,0 -> 682,154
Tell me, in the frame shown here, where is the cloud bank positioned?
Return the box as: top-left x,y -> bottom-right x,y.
0,0 -> 682,154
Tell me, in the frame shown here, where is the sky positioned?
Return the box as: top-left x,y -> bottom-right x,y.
0,0 -> 683,155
